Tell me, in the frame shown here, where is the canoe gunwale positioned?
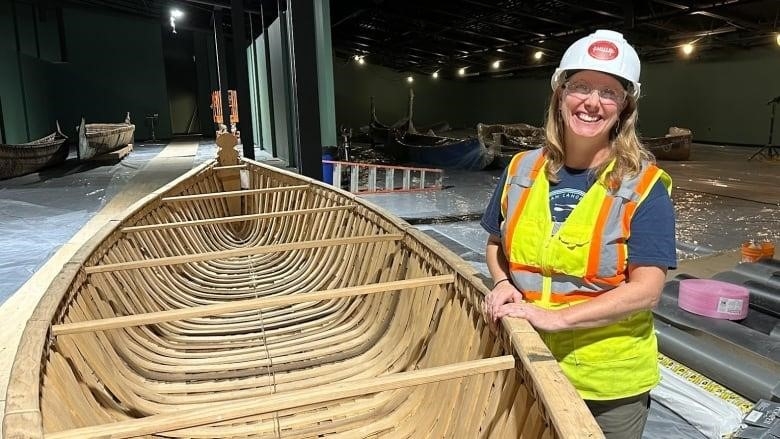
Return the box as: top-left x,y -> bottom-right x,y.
3,157 -> 603,439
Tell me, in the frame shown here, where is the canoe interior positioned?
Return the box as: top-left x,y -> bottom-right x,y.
4,156 -> 601,438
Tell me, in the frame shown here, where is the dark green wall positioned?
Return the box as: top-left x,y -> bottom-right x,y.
0,1 -> 60,143
334,47 -> 780,146
640,48 -> 780,144
52,8 -> 171,140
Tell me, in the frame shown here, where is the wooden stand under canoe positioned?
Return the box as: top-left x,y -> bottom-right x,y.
0,123 -> 69,180
642,127 -> 693,161
77,113 -> 135,160
3,133 -> 603,439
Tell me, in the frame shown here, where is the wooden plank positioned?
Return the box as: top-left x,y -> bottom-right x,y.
84,234 -> 404,274
212,164 -> 246,170
45,356 -> 514,439
89,144 -> 133,164
120,206 -> 354,233
161,185 -> 308,202
52,275 -> 455,336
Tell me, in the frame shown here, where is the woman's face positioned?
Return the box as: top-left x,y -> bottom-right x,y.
560,70 -> 626,142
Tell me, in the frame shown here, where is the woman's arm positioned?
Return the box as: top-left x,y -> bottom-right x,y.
484,234 -> 523,321
494,264 -> 666,331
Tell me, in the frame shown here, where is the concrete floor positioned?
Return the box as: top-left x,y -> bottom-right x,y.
0,140 -> 778,432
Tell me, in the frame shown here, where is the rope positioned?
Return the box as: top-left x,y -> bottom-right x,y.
248,255 -> 282,438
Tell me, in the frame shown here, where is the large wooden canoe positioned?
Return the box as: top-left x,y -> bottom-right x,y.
77,113 -> 135,160
0,124 -> 69,180
3,134 -> 602,439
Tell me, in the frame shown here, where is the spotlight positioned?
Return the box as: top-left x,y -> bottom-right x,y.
171,9 -> 183,19
357,57 -> 365,65
458,67 -> 466,76
406,76 -> 414,83
533,51 -> 543,60
353,55 -> 360,61
492,60 -> 501,69
432,71 -> 439,79
682,43 -> 694,55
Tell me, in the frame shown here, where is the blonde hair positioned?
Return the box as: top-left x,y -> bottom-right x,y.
542,79 -> 654,189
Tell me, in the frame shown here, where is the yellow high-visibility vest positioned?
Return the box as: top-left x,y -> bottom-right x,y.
500,149 -> 671,400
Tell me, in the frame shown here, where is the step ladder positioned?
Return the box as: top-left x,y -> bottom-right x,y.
322,160 -> 444,194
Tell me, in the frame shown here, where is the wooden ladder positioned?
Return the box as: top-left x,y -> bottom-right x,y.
323,160 -> 443,194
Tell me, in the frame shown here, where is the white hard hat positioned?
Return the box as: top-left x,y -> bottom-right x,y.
551,29 -> 641,98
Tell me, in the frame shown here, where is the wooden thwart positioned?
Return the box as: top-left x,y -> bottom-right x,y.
212,164 -> 246,170
161,184 -> 308,202
85,234 -> 404,274
121,205 -> 354,233
45,356 -> 514,439
52,275 -> 455,336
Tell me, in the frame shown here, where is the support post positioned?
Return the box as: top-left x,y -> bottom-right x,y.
231,0 -> 255,159
286,0 -> 322,180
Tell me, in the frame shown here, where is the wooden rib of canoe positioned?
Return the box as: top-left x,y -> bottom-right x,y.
3,134 -> 603,439
642,127 -> 693,161
77,113 -> 135,160
0,123 -> 69,180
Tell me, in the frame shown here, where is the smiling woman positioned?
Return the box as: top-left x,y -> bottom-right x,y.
481,30 -> 677,439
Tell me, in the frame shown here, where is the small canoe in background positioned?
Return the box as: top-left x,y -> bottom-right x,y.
77,113 -> 135,160
0,123 -> 69,180
642,127 -> 693,161
3,134 -> 602,439
477,122 -> 545,168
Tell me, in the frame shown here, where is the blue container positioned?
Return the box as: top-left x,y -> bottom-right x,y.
322,153 -> 333,184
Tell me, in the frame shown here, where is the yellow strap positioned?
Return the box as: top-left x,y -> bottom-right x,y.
541,275 -> 552,306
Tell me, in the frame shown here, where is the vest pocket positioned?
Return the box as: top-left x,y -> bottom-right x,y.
571,314 -> 652,364
553,225 -> 592,275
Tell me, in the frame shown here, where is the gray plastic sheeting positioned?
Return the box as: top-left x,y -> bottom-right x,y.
0,144 -> 165,302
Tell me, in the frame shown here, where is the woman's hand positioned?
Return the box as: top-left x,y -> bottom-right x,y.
494,302 -> 566,332
483,281 -> 523,330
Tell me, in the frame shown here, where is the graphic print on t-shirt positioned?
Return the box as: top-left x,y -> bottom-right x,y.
549,187 -> 585,232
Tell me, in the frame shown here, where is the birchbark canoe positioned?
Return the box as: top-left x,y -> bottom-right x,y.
3,134 -> 603,439
642,127 -> 692,161
77,113 -> 135,160
0,123 -> 69,179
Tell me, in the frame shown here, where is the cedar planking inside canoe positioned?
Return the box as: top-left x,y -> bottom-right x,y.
3,134 -> 603,438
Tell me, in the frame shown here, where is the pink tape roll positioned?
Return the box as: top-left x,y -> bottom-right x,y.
678,279 -> 749,320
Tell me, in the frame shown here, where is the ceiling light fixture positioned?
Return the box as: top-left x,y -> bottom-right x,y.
458,67 -> 466,76
432,71 -> 439,79
533,51 -> 543,60
682,43 -> 694,55
357,57 -> 365,65
353,55 -> 360,61
492,60 -> 501,69
406,76 -> 414,83
170,9 -> 183,34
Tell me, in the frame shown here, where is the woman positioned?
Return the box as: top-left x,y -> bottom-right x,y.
481,30 -> 676,438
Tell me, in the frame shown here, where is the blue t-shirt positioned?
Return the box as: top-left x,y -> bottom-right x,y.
480,166 -> 677,269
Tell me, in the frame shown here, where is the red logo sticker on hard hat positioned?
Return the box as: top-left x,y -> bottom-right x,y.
588,41 -> 619,60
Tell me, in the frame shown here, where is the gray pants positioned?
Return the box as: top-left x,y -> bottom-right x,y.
585,392 -> 650,439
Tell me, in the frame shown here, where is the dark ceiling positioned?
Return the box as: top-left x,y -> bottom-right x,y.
62,0 -> 780,79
